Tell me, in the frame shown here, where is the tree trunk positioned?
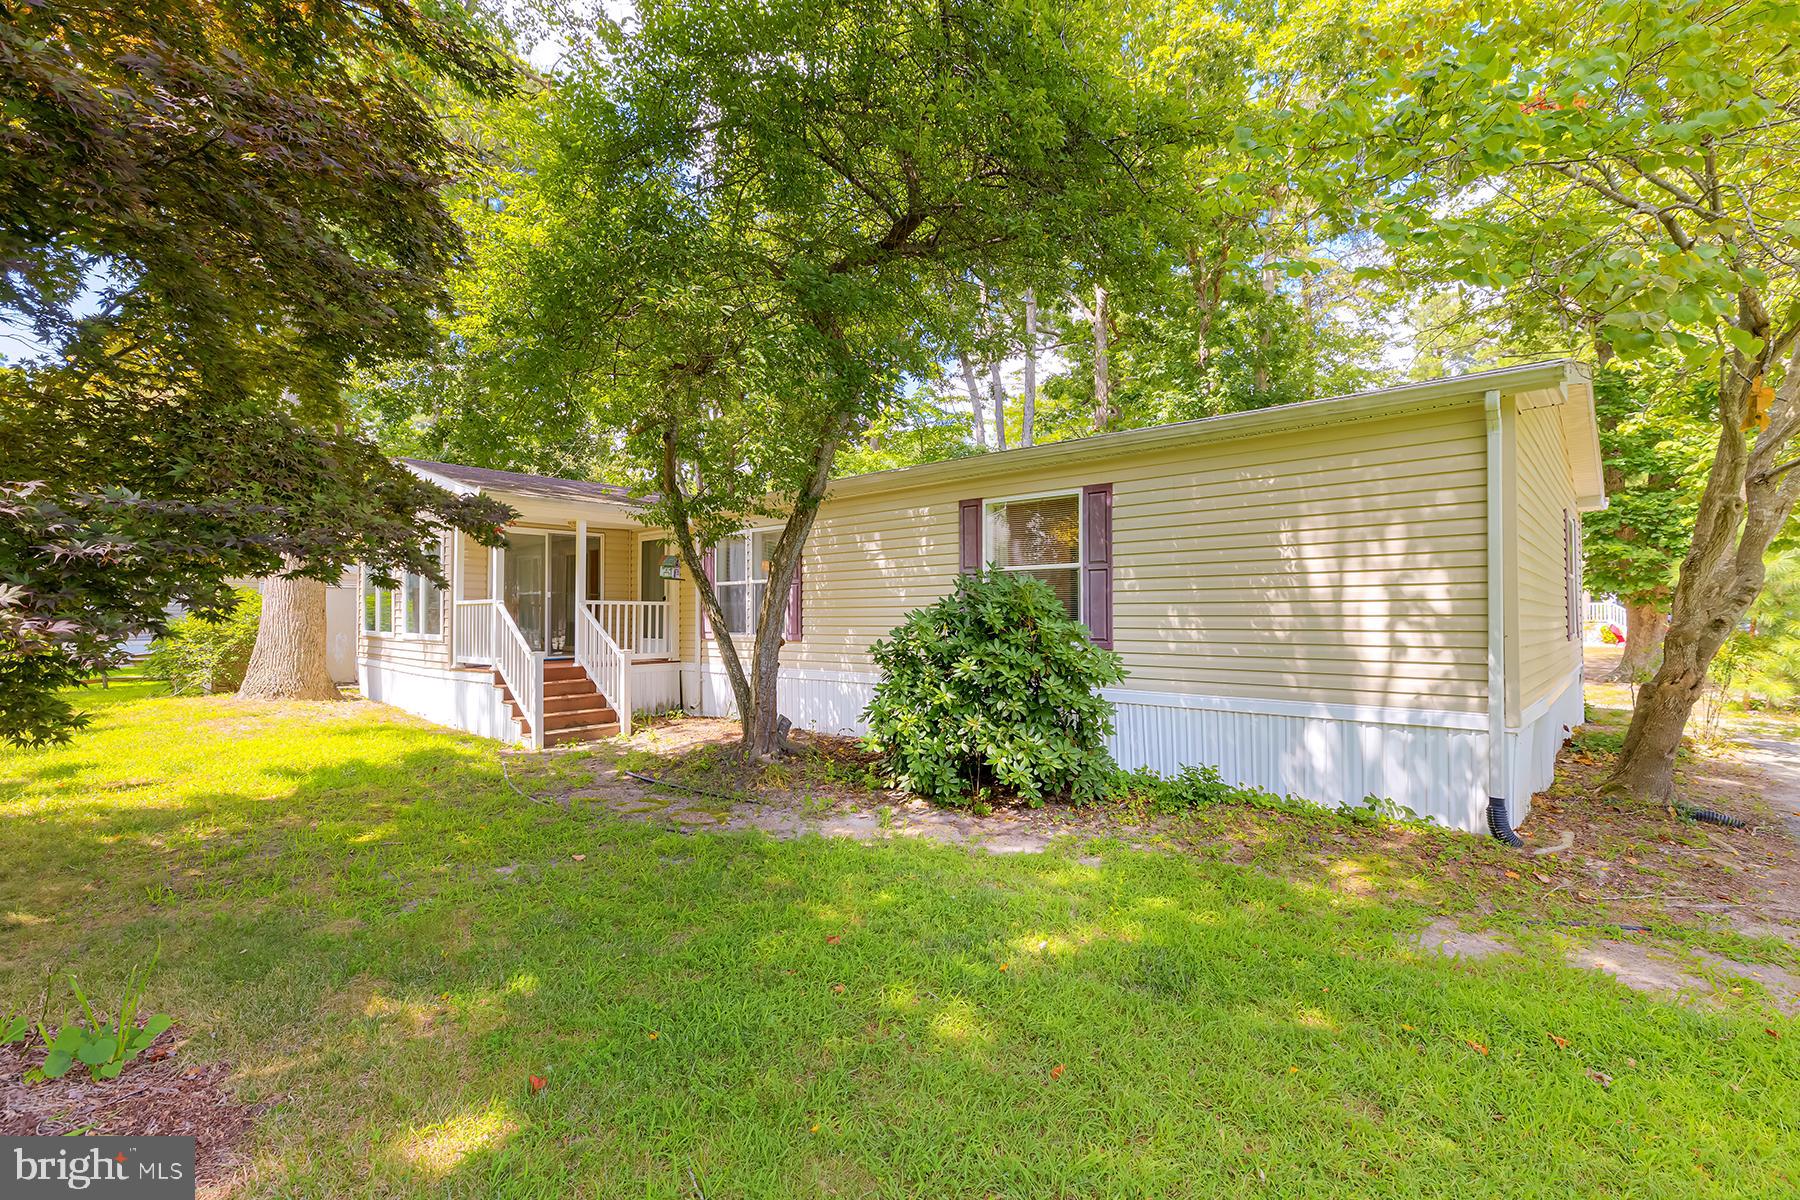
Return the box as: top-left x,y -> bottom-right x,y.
238,561 -> 340,700
741,406 -> 848,760
656,368 -> 851,763
988,354 -> 1007,450
1091,284 -> 1113,433
1606,331 -> 1800,800
1612,601 -> 1667,683
958,352 -> 988,450
1021,289 -> 1037,447
1252,262 -> 1281,395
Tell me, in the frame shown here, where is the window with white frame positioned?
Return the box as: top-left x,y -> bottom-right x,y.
985,492 -> 1082,620
362,540 -> 444,638
712,530 -> 778,636
404,544 -> 443,636
362,570 -> 396,634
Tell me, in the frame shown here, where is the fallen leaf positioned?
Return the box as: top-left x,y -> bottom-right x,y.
1624,855 -> 1639,865
647,1030 -> 659,1040
1625,1057 -> 1638,1068
1401,1024 -> 1415,1032
1588,1069 -> 1612,1088
832,983 -> 846,994
1049,1063 -> 1065,1080
825,935 -> 841,945
1549,1033 -> 1568,1050
572,854 -> 586,862
1533,872 -> 1552,884
1767,1028 -> 1781,1040
1287,1066 -> 1299,1074
998,963 -> 1009,972
1503,870 -> 1521,881
809,1124 -> 820,1134
529,1074 -> 546,1093
1466,1039 -> 1489,1056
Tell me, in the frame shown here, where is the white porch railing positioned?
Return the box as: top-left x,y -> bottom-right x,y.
1583,594 -> 1626,628
591,600 -> 672,660
453,599 -> 496,665
493,603 -> 545,750
576,603 -> 633,737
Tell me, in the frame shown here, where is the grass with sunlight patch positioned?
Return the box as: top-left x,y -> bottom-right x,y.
1,681 -> 1796,1197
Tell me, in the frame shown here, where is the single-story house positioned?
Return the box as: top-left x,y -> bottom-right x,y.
359,359 -> 1604,834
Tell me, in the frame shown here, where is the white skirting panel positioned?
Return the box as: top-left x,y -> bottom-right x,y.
359,659 -> 521,744
1103,691 -> 1491,833
628,661 -> 684,716
1501,667 -> 1584,827
694,665 -> 874,737
696,665 -> 1505,834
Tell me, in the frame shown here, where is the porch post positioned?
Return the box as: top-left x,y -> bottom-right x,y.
575,519 -> 588,617
448,532 -> 463,659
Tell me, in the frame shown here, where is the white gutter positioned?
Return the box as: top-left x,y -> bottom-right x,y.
1483,389 -> 1510,813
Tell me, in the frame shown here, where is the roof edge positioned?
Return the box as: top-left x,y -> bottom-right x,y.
828,359 -> 1591,501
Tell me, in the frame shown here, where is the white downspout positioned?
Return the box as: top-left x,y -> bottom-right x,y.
1483,389 -> 1518,840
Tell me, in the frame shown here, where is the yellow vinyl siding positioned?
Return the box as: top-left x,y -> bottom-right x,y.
599,528 -> 637,601
460,533 -> 492,600
770,404 -> 1492,714
1508,402 -> 1582,720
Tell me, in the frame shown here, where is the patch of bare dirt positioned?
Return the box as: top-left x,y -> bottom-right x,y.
0,1034 -> 271,1197
1415,918 -> 1512,960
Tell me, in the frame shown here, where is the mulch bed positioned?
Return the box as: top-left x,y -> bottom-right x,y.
0,1031 -> 271,1195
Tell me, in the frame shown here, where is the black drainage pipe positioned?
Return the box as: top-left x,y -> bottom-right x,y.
1487,796 -> 1524,847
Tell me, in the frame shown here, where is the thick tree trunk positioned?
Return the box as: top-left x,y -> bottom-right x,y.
1606,332 -> 1800,800
1091,284 -> 1113,433
1021,289 -> 1037,448
238,561 -> 339,700
959,352 -> 987,450
1612,601 -> 1667,683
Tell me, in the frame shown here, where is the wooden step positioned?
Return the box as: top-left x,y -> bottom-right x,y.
544,677 -> 597,698
545,721 -> 621,747
544,691 -> 606,715
544,705 -> 617,731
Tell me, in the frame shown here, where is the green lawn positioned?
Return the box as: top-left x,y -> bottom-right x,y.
2,682 -> 1796,1197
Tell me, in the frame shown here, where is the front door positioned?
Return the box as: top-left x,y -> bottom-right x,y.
503,533 -> 547,652
503,532 -> 578,654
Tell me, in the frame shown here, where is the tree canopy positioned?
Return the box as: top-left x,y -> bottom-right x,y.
406,0 -> 1209,753
0,0 -> 518,744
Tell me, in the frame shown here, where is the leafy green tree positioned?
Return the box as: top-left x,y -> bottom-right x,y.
1324,0 -> 1800,800
446,0 -> 1197,757
1581,365 -> 1713,680
0,0 -> 516,741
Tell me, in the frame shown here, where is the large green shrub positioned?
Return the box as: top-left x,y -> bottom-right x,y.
143,589 -> 261,695
864,571 -> 1124,805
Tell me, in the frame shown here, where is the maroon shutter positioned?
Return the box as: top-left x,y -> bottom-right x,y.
1082,483 -> 1113,648
785,556 -> 804,641
959,498 -> 982,574
700,547 -> 715,639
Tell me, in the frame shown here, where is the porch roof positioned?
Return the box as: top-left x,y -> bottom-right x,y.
401,458 -> 650,507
